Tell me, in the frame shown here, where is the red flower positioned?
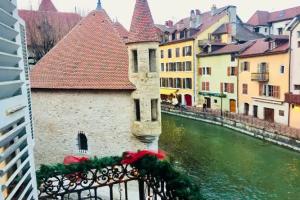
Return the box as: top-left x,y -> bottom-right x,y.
63,156 -> 89,165
121,150 -> 166,165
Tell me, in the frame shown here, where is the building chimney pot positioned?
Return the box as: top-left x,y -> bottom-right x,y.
196,9 -> 201,15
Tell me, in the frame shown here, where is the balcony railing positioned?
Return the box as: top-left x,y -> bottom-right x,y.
37,156 -> 201,200
251,73 -> 269,82
285,93 -> 300,104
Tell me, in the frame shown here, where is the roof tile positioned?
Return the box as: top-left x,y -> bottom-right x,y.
30,10 -> 135,90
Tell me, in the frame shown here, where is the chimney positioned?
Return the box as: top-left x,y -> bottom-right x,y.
211,4 -> 217,15
195,9 -> 202,27
165,20 -> 173,28
228,6 -> 237,38
190,10 -> 197,28
96,0 -> 102,10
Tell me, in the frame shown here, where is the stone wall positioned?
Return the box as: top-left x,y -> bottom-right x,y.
128,42 -> 162,143
32,90 -> 146,166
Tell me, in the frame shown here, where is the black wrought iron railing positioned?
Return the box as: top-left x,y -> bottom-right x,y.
38,162 -> 196,200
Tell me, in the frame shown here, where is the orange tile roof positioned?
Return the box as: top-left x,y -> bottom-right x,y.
247,6 -> 300,26
30,9 -> 135,90
240,38 -> 289,58
127,0 -> 160,43
113,21 -> 129,43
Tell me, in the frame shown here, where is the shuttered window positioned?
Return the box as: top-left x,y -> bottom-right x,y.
242,84 -> 248,94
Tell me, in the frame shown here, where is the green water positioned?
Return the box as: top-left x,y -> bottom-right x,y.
159,114 -> 300,200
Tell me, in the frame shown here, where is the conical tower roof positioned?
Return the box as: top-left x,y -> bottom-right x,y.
31,9 -> 135,90
38,0 -> 57,12
128,0 -> 160,43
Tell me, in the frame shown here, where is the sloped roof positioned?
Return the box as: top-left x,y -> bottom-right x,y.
199,41 -> 255,57
127,0 -> 160,43
19,10 -> 81,46
30,9 -> 135,90
247,6 -> 300,26
240,38 -> 289,57
38,0 -> 57,12
113,21 -> 129,43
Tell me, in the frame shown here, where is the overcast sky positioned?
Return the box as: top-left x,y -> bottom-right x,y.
18,0 -> 300,29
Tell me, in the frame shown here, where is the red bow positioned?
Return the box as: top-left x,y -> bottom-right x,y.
64,156 -> 89,165
121,150 -> 166,165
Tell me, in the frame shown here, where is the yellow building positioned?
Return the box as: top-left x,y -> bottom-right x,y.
238,38 -> 290,125
157,5 -> 238,106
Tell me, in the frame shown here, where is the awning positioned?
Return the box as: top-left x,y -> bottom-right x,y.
160,89 -> 178,95
199,92 -> 227,98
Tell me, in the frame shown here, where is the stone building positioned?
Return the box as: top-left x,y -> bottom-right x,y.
30,0 -> 161,166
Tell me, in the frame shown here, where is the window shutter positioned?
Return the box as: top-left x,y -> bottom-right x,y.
227,67 -> 230,76
208,67 -> 211,75
234,67 -> 238,76
207,82 -> 210,91
220,83 -> 223,93
274,86 -> 280,99
259,84 -> 263,96
240,63 -> 244,72
231,83 -> 235,93
199,67 -> 202,75
202,82 -> 205,90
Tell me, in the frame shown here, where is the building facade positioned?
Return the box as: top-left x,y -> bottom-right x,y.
197,42 -> 254,113
285,17 -> 300,129
0,0 -> 38,199
157,5 -> 238,106
247,6 -> 300,36
238,38 -> 290,125
30,0 -> 161,166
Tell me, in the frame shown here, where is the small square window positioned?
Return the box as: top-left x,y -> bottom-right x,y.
279,110 -> 284,117
294,85 -> 300,90
214,99 -> 218,103
280,65 -> 285,74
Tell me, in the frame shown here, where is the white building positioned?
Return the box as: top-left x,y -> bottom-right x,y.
30,0 -> 161,166
247,6 -> 300,36
0,0 -> 38,199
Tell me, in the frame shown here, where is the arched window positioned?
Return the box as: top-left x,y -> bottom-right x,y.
78,131 -> 88,153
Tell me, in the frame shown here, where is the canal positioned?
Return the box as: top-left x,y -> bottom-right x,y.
159,113 -> 300,200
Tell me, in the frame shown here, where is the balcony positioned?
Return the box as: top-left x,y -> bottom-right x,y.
285,93 -> 300,104
251,73 -> 269,82
0,21 -> 18,41
37,153 -> 201,199
0,36 -> 19,54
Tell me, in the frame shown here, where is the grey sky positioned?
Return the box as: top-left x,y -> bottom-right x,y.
18,0 -> 300,29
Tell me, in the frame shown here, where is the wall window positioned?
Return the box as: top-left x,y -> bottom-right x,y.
182,46 -> 192,56
151,99 -> 158,121
161,78 -> 168,87
175,78 -> 182,88
260,84 -> 280,98
278,28 -> 283,35
202,82 -> 210,91
254,27 -> 260,33
279,110 -> 285,117
297,31 -> 300,38
166,63 -> 169,71
280,65 -> 285,74
160,50 -> 164,58
241,62 -> 250,72
265,28 -> 268,33
132,50 -> 138,73
168,78 -> 174,88
298,41 -> 300,48
227,66 -> 237,76
149,49 -> 156,72
185,61 -> 192,71
258,62 -> 268,73
176,62 -> 183,71
161,63 -> 164,72
199,67 -> 211,75
134,99 -> 141,121
176,48 -> 180,57
294,85 -> 300,90
168,49 -> 172,58
185,78 -> 192,89
78,131 -> 88,153
223,83 -> 234,93
230,54 -> 235,62
242,84 -> 248,94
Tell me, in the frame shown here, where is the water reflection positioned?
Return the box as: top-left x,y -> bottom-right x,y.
159,114 -> 300,200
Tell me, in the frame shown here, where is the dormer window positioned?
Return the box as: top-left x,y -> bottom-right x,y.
278,28 -> 283,35
172,32 -> 176,40
180,31 -> 185,39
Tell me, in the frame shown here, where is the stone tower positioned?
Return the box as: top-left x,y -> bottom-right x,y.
127,0 -> 161,150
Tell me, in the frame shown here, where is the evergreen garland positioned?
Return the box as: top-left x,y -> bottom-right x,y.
36,155 -> 204,200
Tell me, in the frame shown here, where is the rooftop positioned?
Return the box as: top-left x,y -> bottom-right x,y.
30,9 -> 135,90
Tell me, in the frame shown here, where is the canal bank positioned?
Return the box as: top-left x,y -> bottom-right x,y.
159,113 -> 300,200
161,105 -> 300,152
